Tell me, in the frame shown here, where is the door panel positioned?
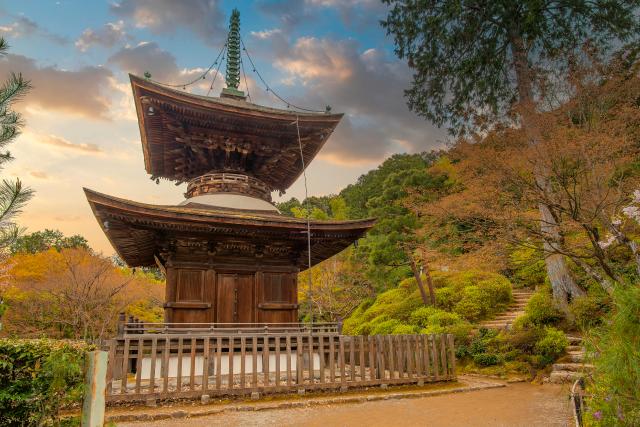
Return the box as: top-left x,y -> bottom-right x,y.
216,273 -> 254,324
236,274 -> 254,323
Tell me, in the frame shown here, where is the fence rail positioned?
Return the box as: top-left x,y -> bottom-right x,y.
105,332 -> 456,403
119,321 -> 339,336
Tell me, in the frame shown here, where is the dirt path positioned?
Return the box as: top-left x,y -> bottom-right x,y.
117,382 -> 573,427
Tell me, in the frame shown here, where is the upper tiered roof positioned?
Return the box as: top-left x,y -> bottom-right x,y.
131,74 -> 343,194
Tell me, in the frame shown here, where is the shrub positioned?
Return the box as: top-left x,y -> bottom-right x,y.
533,327 -> 567,365
517,286 -> 562,327
392,324 -> 418,334
411,307 -> 473,343
370,319 -> 402,335
509,245 -> 546,288
408,306 -> 440,328
570,294 -> 611,329
0,339 -> 92,426
453,277 -> 512,321
473,353 -> 502,366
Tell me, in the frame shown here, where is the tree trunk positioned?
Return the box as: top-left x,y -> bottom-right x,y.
408,254 -> 430,305
510,31 -> 585,313
420,251 -> 437,306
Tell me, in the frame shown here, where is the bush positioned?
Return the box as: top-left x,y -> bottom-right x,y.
370,319 -> 402,335
509,245 -> 546,288
408,306 -> 440,328
392,324 -> 418,334
570,294 -> 611,329
453,277 -> 512,321
533,327 -> 567,365
515,286 -> 562,327
473,353 -> 502,366
410,307 -> 473,343
0,339 -> 92,426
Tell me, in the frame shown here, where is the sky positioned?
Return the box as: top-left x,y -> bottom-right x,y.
0,0 -> 446,255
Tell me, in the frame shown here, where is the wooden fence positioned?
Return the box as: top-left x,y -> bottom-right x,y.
105,333 -> 456,403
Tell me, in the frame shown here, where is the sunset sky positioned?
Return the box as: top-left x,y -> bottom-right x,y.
0,0 -> 445,255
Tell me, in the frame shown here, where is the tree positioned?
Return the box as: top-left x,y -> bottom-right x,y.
0,38 -> 32,330
382,0 -> 640,312
426,55 -> 640,297
10,229 -> 88,254
0,38 -> 32,249
3,247 -> 164,342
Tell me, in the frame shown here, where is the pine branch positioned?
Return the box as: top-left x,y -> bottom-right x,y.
0,179 -> 33,232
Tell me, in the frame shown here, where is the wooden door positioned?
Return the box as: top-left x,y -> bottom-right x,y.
216,273 -> 254,324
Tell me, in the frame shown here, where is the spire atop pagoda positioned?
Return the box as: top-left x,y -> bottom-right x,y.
221,8 -> 245,100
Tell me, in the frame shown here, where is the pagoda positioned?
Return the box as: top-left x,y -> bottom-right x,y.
85,10 -> 374,326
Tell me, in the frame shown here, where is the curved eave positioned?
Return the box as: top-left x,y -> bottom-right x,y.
85,188 -> 375,267
130,74 -> 343,190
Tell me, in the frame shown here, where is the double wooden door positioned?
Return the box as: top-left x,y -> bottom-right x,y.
216,273 -> 254,324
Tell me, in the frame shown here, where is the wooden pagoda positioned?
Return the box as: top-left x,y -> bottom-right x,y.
85,11 -> 374,326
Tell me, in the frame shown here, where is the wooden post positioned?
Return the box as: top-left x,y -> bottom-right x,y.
116,312 -> 126,337
81,350 -> 108,427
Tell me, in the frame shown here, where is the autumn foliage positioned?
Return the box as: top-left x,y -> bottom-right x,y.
1,247 -> 164,342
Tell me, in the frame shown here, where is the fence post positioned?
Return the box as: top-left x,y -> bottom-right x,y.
81,350 -> 108,427
116,312 -> 126,337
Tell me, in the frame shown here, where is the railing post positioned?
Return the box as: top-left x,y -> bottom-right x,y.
81,350 -> 108,427
116,312 -> 126,337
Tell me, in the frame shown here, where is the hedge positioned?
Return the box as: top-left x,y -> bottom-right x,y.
0,339 -> 93,426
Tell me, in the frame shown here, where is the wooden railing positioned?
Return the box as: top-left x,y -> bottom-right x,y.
105,332 -> 456,403
119,321 -> 339,336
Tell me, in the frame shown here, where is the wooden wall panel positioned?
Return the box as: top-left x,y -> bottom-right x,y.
176,270 -> 204,301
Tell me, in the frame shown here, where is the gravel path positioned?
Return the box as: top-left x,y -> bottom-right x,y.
117,382 -> 573,427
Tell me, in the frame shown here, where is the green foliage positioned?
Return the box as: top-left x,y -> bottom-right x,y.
509,245 -> 547,288
10,229 -> 88,255
370,318 -> 402,335
513,286 -> 562,328
533,327 -> 568,365
452,276 -> 512,321
343,270 -> 512,338
585,286 -> 640,426
473,353 -> 502,367
392,324 -> 418,335
381,0 -> 640,134
0,39 -> 33,251
570,294 -> 612,330
0,339 -> 92,426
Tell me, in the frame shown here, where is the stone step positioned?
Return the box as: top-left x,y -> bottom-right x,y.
566,336 -> 583,344
549,370 -> 584,384
567,345 -> 583,352
566,352 -> 585,363
552,363 -> 594,372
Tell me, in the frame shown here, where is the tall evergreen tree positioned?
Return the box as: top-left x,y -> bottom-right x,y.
382,0 -> 640,311
0,38 -> 32,249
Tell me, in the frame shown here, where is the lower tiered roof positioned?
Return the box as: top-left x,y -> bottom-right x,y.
84,188 -> 374,268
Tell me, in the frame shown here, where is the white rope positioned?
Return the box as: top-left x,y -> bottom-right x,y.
294,115 -> 313,322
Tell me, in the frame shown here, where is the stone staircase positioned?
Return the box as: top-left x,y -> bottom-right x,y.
549,336 -> 593,383
479,288 -> 534,330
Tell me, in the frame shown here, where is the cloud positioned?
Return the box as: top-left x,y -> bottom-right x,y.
29,170 -> 49,179
0,16 -> 68,44
110,0 -> 226,44
258,0 -> 386,32
0,54 -> 114,119
250,28 -> 282,40
28,131 -> 103,154
75,21 -> 128,52
108,42 -> 215,91
254,36 -> 445,163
